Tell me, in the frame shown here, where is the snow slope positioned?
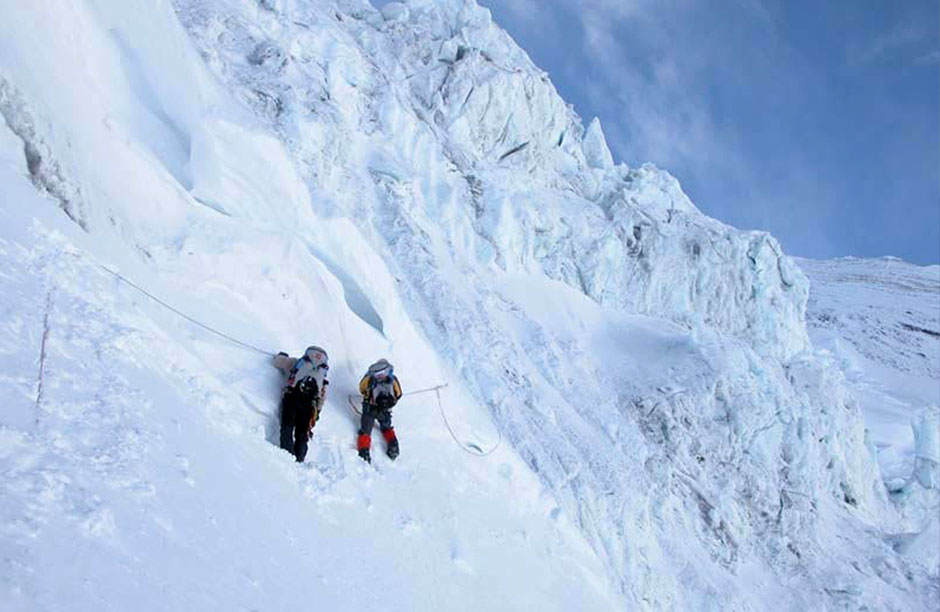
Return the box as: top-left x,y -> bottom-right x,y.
1,0 -> 937,610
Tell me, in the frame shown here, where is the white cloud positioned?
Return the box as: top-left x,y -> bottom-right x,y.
914,49 -> 940,65
572,0 -> 736,173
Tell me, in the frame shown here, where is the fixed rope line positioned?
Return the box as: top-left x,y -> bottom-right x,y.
347,383 -> 450,416
35,288 -> 54,426
347,394 -> 365,417
347,383 -> 502,457
434,386 -> 501,457
403,383 -> 449,397
97,263 -> 275,356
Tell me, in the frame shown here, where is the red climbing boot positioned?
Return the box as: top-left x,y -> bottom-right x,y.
357,433 -> 371,463
382,428 -> 399,460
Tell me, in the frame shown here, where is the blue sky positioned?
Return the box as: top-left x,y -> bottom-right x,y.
481,0 -> 939,264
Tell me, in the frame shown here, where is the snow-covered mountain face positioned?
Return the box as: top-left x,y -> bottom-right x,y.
798,256 -> 940,581
800,257 -> 939,380
799,257 -> 940,482
1,1 -> 937,610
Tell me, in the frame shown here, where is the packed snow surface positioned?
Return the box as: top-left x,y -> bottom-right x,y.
0,0 -> 937,610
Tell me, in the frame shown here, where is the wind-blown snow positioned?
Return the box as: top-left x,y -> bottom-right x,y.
0,0 -> 937,610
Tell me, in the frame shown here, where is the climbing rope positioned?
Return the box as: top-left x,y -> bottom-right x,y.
96,263 -> 275,356
346,393 -> 365,417
347,383 -> 501,457
345,384 -> 452,416
34,288 -> 54,425
403,384 -> 450,397
433,386 -> 501,457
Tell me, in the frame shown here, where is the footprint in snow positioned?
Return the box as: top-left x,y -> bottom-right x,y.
397,514 -> 421,534
176,455 -> 195,486
450,542 -> 475,575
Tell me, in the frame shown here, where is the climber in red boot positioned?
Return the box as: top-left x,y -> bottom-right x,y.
357,359 -> 402,462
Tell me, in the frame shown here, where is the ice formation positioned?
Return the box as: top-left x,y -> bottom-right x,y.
0,0 -> 936,610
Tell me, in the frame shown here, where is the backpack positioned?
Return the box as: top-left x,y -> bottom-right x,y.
367,361 -> 397,409
288,345 -> 329,396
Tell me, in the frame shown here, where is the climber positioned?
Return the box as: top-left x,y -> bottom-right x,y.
273,346 -> 329,462
356,358 -> 402,463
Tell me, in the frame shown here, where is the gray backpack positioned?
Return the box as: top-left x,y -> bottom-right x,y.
289,345 -> 329,394
367,360 -> 397,409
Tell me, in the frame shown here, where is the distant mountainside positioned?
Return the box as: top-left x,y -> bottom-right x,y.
801,257 -> 939,378
799,256 -> 939,479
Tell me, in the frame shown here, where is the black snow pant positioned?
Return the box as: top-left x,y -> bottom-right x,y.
280,388 -> 318,462
358,403 -> 393,436
357,403 -> 398,458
